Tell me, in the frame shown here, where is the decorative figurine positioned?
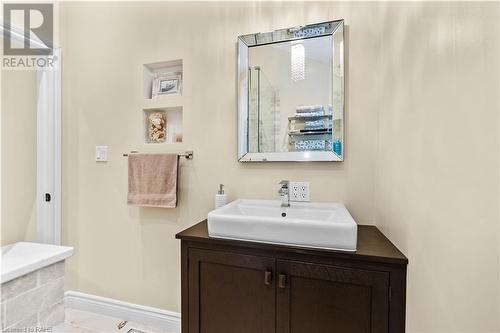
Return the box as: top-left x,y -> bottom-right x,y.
148,112 -> 166,143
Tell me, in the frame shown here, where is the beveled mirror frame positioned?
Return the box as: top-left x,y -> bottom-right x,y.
237,19 -> 345,162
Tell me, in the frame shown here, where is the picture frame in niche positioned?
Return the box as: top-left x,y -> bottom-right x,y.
152,72 -> 182,98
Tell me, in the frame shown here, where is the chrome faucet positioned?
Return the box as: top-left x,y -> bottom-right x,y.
278,180 -> 290,208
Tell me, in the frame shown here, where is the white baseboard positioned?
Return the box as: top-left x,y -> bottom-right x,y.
64,291 -> 181,333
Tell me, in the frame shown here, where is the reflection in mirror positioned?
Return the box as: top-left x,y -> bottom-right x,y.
238,20 -> 344,162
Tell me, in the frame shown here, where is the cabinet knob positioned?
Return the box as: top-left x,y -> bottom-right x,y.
278,274 -> 287,288
264,271 -> 273,285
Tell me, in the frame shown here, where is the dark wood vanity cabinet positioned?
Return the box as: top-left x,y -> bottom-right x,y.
177,221 -> 408,333
187,249 -> 276,333
276,260 -> 390,333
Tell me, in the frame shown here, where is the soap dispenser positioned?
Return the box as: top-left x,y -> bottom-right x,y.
215,184 -> 227,209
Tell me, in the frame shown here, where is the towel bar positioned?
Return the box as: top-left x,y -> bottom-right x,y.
123,150 -> 193,159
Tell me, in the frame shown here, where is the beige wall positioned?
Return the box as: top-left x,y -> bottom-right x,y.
375,2 -> 499,332
60,0 -> 378,312
1,67 -> 38,246
59,1 -> 499,332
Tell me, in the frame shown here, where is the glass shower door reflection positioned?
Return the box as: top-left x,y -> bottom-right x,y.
248,67 -> 279,153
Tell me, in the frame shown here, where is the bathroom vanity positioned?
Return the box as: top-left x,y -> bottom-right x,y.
178,19 -> 407,332
176,220 -> 408,333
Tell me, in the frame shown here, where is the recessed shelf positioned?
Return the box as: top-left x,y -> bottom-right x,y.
288,130 -> 332,136
143,94 -> 183,110
143,106 -> 183,144
288,114 -> 333,121
143,59 -> 183,100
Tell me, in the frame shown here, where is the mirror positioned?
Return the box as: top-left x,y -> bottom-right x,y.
237,20 -> 344,162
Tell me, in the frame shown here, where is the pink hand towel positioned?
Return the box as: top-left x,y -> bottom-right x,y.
127,154 -> 178,208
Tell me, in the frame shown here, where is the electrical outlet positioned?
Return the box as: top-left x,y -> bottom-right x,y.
289,181 -> 310,202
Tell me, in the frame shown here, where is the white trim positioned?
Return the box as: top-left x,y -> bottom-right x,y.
64,291 -> 181,333
36,47 -> 62,245
1,20 -> 62,244
0,53 -> 2,243
53,48 -> 62,244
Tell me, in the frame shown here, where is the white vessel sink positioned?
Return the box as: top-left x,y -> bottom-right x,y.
207,199 -> 357,251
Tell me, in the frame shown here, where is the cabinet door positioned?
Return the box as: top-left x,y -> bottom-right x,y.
188,248 -> 276,333
277,260 -> 389,333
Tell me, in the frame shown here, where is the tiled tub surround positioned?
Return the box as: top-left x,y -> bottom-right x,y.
1,242 -> 74,330
1,262 -> 66,330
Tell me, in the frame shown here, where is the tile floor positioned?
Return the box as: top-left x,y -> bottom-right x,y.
53,309 -> 174,333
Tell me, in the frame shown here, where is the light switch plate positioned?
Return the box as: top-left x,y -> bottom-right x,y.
289,181 -> 310,202
95,146 -> 108,162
